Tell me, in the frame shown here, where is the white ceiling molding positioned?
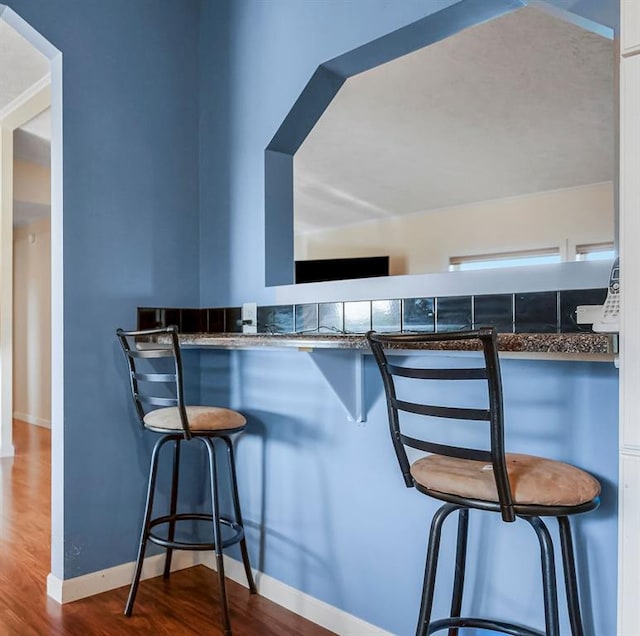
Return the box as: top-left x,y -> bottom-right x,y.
0,17 -> 49,115
0,73 -> 51,123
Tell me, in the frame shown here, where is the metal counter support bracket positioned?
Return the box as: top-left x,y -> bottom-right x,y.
307,350 -> 365,422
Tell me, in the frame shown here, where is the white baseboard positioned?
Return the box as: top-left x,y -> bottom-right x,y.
201,553 -> 392,636
14,411 -> 51,428
46,550 -> 201,604
47,551 -> 391,635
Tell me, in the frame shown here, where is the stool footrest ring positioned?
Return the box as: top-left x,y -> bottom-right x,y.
147,513 -> 245,551
428,617 -> 544,636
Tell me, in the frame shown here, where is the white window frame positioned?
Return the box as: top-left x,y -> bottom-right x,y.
575,242 -> 616,261
449,247 -> 561,272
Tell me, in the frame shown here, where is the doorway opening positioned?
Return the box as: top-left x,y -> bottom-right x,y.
0,3 -> 63,594
13,106 -> 51,430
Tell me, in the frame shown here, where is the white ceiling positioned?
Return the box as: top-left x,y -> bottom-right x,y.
0,16 -> 51,225
0,18 -> 49,114
294,6 -> 614,234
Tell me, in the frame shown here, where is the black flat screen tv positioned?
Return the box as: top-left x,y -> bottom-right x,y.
295,255 -> 389,284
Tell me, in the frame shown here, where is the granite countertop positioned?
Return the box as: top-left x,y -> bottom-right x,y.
177,332 -> 615,355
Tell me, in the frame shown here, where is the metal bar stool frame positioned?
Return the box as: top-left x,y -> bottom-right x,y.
367,328 -> 600,636
116,326 -> 256,635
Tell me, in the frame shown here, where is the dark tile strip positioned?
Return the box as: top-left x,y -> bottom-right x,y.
137,287 -> 607,337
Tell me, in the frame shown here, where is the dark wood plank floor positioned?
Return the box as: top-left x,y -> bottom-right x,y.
0,420 -> 334,635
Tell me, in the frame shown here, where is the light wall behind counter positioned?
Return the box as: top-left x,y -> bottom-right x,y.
295,181 -> 614,275
13,218 -> 51,428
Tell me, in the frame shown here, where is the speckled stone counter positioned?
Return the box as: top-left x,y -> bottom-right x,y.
177,332 -> 615,356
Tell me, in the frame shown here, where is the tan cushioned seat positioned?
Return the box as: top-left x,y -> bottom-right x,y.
410,453 -> 600,507
143,406 -> 246,432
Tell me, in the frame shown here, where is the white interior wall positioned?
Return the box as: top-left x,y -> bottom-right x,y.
295,181 -> 614,275
12,212 -> 51,427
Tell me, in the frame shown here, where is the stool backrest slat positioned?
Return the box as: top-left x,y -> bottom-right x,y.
367,327 -> 515,522
116,325 -> 192,439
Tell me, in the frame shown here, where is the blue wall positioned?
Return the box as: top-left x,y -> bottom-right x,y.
198,0 -> 618,307
197,1 -> 619,634
5,0 -> 202,578
199,0 -> 460,306
1,1 -> 619,634
219,350 -> 618,635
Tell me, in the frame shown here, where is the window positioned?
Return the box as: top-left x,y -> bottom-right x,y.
575,242 -> 616,262
449,248 -> 561,272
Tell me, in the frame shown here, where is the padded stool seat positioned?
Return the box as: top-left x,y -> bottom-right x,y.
367,328 -> 601,636
117,326 -> 256,636
143,405 -> 246,432
411,453 -> 601,508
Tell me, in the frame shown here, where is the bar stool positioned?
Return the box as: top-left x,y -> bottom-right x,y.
116,326 -> 256,635
367,328 -> 600,636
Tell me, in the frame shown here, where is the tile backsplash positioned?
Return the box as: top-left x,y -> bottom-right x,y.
559,288 -> 607,333
372,299 -> 401,332
138,287 -> 607,335
344,301 -> 372,333
514,291 -> 558,334
436,296 -> 472,333
402,298 -> 435,332
473,294 -> 513,333
295,303 -> 319,333
257,305 -> 294,334
318,302 -> 344,333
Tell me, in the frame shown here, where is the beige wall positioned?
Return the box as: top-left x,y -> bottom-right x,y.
14,159 -> 51,205
295,182 -> 614,275
13,217 -> 51,427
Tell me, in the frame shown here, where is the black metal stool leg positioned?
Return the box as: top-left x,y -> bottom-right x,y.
416,503 -> 460,636
202,438 -> 233,636
125,435 -> 170,616
222,436 -> 257,594
558,516 -> 585,636
524,516 -> 560,636
163,438 -> 181,579
448,508 -> 469,636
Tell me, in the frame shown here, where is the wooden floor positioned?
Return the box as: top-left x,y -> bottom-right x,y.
0,420 -> 334,635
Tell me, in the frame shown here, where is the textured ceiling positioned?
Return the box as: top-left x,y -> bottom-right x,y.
0,17 -> 51,226
294,6 -> 614,234
0,19 -> 49,114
